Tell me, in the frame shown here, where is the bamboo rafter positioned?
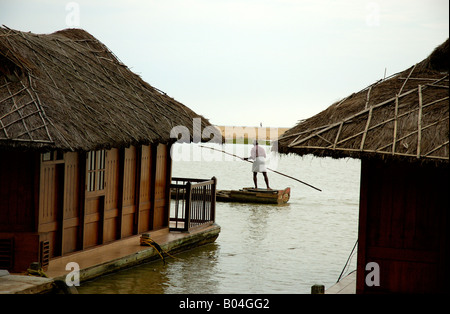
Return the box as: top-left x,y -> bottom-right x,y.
288,87 -> 420,148
287,77 -> 449,160
289,97 -> 448,159
281,69 -> 448,143
278,39 -> 449,163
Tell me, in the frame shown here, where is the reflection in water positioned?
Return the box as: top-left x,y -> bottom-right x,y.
163,243 -> 221,294
80,243 -> 221,294
78,145 -> 360,294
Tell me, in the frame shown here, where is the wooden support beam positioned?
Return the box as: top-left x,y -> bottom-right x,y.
133,145 -> 142,235
417,85 -> 423,158
78,152 -> 86,250
333,122 -> 343,150
117,148 -> 125,239
360,106 -> 373,151
392,95 -> 399,155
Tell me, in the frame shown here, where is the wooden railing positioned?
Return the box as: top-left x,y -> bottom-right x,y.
170,177 -> 217,232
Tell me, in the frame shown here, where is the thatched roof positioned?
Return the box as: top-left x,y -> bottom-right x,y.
0,26 -> 220,152
277,39 -> 449,165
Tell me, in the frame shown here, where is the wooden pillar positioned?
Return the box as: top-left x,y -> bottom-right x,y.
151,143 -> 170,230
356,158 -> 369,294
185,181 -> 192,232
311,284 -> 325,294
117,148 -> 126,238
133,145 -> 142,234
78,152 -> 86,250
211,176 -> 217,223
164,143 -> 173,227
149,143 -> 157,230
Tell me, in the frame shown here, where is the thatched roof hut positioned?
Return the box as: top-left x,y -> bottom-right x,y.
277,39 -> 449,165
0,26 -> 218,152
276,39 -> 449,294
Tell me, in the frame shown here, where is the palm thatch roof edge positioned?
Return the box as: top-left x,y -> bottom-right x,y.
277,39 -> 449,166
0,26 -> 222,152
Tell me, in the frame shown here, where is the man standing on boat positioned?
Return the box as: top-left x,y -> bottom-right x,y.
244,140 -> 271,189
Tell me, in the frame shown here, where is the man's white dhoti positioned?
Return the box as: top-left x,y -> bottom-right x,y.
252,156 -> 267,172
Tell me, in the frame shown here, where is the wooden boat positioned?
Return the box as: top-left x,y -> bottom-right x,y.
216,187 -> 290,205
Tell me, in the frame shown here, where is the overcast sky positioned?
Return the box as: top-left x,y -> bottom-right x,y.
1,0 -> 448,128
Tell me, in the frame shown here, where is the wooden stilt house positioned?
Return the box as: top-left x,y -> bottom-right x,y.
0,27 -> 220,273
278,39 -> 449,293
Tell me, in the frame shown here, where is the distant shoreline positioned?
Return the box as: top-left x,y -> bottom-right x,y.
215,125 -> 289,143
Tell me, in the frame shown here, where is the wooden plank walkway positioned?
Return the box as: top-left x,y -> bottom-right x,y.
0,224 -> 220,294
45,224 -> 220,281
0,270 -> 53,294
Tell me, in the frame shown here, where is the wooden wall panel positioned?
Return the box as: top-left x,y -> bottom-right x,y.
123,146 -> 137,207
105,148 -> 120,211
153,144 -> 169,229
103,211 -> 118,243
83,196 -> 103,248
103,148 -> 120,242
1,143 -> 175,271
121,146 -> 136,237
38,162 -> 64,258
83,150 -> 107,249
357,159 -> 449,294
0,151 -> 38,232
62,152 -> 80,254
1,232 -> 40,272
39,165 -> 56,225
138,145 -> 152,233
62,226 -> 78,255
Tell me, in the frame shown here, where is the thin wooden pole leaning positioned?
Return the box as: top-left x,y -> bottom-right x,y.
199,145 -> 322,192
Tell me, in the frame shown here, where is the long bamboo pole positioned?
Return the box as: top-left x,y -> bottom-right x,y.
200,145 -> 322,192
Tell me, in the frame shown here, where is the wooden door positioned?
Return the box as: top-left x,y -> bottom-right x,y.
38,152 -> 64,258
138,145 -> 153,233
357,159 -> 449,293
120,146 -> 137,237
0,151 -> 39,272
61,152 -> 81,254
102,148 -> 120,243
83,150 -> 106,248
153,144 -> 170,229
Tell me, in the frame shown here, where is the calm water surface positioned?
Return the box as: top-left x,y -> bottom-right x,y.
78,143 -> 360,294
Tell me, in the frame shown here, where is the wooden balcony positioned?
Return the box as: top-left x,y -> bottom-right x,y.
170,177 -> 217,232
